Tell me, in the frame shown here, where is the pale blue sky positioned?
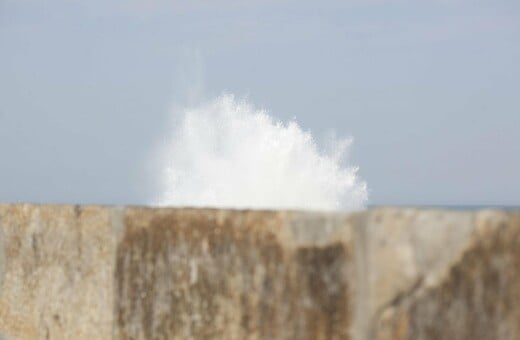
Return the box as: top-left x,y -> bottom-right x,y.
1,0 -> 519,206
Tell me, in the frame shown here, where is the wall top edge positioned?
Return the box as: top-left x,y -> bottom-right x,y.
0,202 -> 518,214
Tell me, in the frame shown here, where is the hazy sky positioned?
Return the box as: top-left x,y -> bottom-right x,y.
1,0 -> 519,206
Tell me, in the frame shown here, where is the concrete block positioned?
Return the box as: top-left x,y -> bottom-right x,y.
114,208 -> 354,340
0,205 -> 118,339
0,205 -> 517,339
372,210 -> 520,340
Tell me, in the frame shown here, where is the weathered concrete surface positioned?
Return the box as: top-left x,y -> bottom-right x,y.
0,204 -> 120,340
372,210 -> 520,340
0,204 -> 518,340
355,209 -> 477,339
0,205 -> 353,340
114,208 -> 353,340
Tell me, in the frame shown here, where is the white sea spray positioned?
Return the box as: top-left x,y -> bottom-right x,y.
156,94 -> 367,211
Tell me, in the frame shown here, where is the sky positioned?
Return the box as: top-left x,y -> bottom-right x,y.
1,0 -> 519,206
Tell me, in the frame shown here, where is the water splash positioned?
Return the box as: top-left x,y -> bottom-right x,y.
156,94 -> 367,211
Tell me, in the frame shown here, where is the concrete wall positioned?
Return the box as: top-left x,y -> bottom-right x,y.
0,204 -> 518,339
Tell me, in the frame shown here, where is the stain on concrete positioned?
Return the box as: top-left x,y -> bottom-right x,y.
374,213 -> 520,340
114,208 -> 352,340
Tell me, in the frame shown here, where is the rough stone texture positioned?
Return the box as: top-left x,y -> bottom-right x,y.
0,204 -> 518,340
114,208 -> 353,340
372,210 -> 520,340
356,209 -> 477,339
0,204 -> 120,340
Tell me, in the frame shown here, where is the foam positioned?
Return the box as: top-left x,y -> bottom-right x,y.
156,94 -> 367,211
